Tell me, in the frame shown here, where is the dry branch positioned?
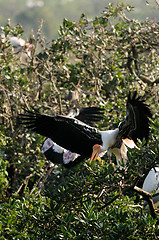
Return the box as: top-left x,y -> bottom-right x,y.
134,186 -> 158,220
98,183 -> 136,211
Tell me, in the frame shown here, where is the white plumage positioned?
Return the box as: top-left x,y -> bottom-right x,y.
42,138 -> 79,165
99,129 -> 119,152
8,36 -> 32,57
9,37 -> 26,50
142,167 -> 159,194
142,167 -> 159,208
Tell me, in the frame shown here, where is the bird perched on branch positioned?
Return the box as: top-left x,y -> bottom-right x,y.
142,167 -> 159,194
142,167 -> 159,208
8,36 -> 32,56
17,91 -> 152,168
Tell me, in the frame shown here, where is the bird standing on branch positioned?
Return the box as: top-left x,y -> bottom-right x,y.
142,167 -> 159,208
17,91 -> 152,168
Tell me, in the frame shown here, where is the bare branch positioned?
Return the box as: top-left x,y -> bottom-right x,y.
14,172 -> 35,196
154,0 -> 159,6
140,74 -> 159,85
134,186 -> 158,220
129,68 -> 159,85
98,183 -> 136,211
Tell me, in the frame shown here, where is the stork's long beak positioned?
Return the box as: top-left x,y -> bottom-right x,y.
90,144 -> 101,163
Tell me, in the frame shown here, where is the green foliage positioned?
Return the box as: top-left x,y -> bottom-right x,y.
0,3 -> 159,239
0,146 -> 8,197
0,0 -> 159,40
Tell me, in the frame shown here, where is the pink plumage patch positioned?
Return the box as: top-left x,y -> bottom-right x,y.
41,138 -> 54,153
63,151 -> 79,164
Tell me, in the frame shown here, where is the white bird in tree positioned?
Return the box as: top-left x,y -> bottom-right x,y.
9,36 -> 32,56
142,167 -> 159,208
17,91 -> 152,167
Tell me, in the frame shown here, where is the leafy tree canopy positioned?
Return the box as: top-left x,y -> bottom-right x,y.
0,3 -> 159,239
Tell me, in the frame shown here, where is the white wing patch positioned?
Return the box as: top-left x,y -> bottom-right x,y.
41,138 -> 64,154
42,138 -> 80,164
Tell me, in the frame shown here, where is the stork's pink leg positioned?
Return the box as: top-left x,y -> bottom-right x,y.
109,154 -> 112,164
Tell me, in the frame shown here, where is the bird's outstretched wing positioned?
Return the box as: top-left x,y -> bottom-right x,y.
119,91 -> 152,144
67,107 -> 104,126
42,138 -> 85,168
17,110 -> 102,156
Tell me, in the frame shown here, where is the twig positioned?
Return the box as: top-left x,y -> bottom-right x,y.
140,74 -> 159,85
98,193 -> 120,210
154,0 -> 159,6
29,163 -> 50,196
14,172 -> 35,196
129,68 -> 159,85
50,72 -> 63,114
44,63 -> 63,114
98,183 -> 135,210
33,166 -> 55,197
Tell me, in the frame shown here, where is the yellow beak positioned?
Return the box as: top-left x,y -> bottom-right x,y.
90,144 -> 101,163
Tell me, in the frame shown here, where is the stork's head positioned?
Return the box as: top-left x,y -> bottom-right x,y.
90,144 -> 101,163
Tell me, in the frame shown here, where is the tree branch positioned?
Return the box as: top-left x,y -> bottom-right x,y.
98,183 -> 135,211
154,0 -> 159,6
129,68 -> 159,85
139,74 -> 159,85
134,186 -> 158,220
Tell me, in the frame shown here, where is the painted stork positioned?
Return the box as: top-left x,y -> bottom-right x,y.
142,167 -> 159,208
41,107 -> 104,167
17,91 -> 152,167
8,36 -> 32,56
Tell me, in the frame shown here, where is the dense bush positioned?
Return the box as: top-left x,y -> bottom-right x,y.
0,3 -> 159,239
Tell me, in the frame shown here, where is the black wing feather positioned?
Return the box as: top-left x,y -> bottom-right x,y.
67,107 -> 104,126
119,91 -> 152,143
44,147 -> 63,164
18,111 -> 102,156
